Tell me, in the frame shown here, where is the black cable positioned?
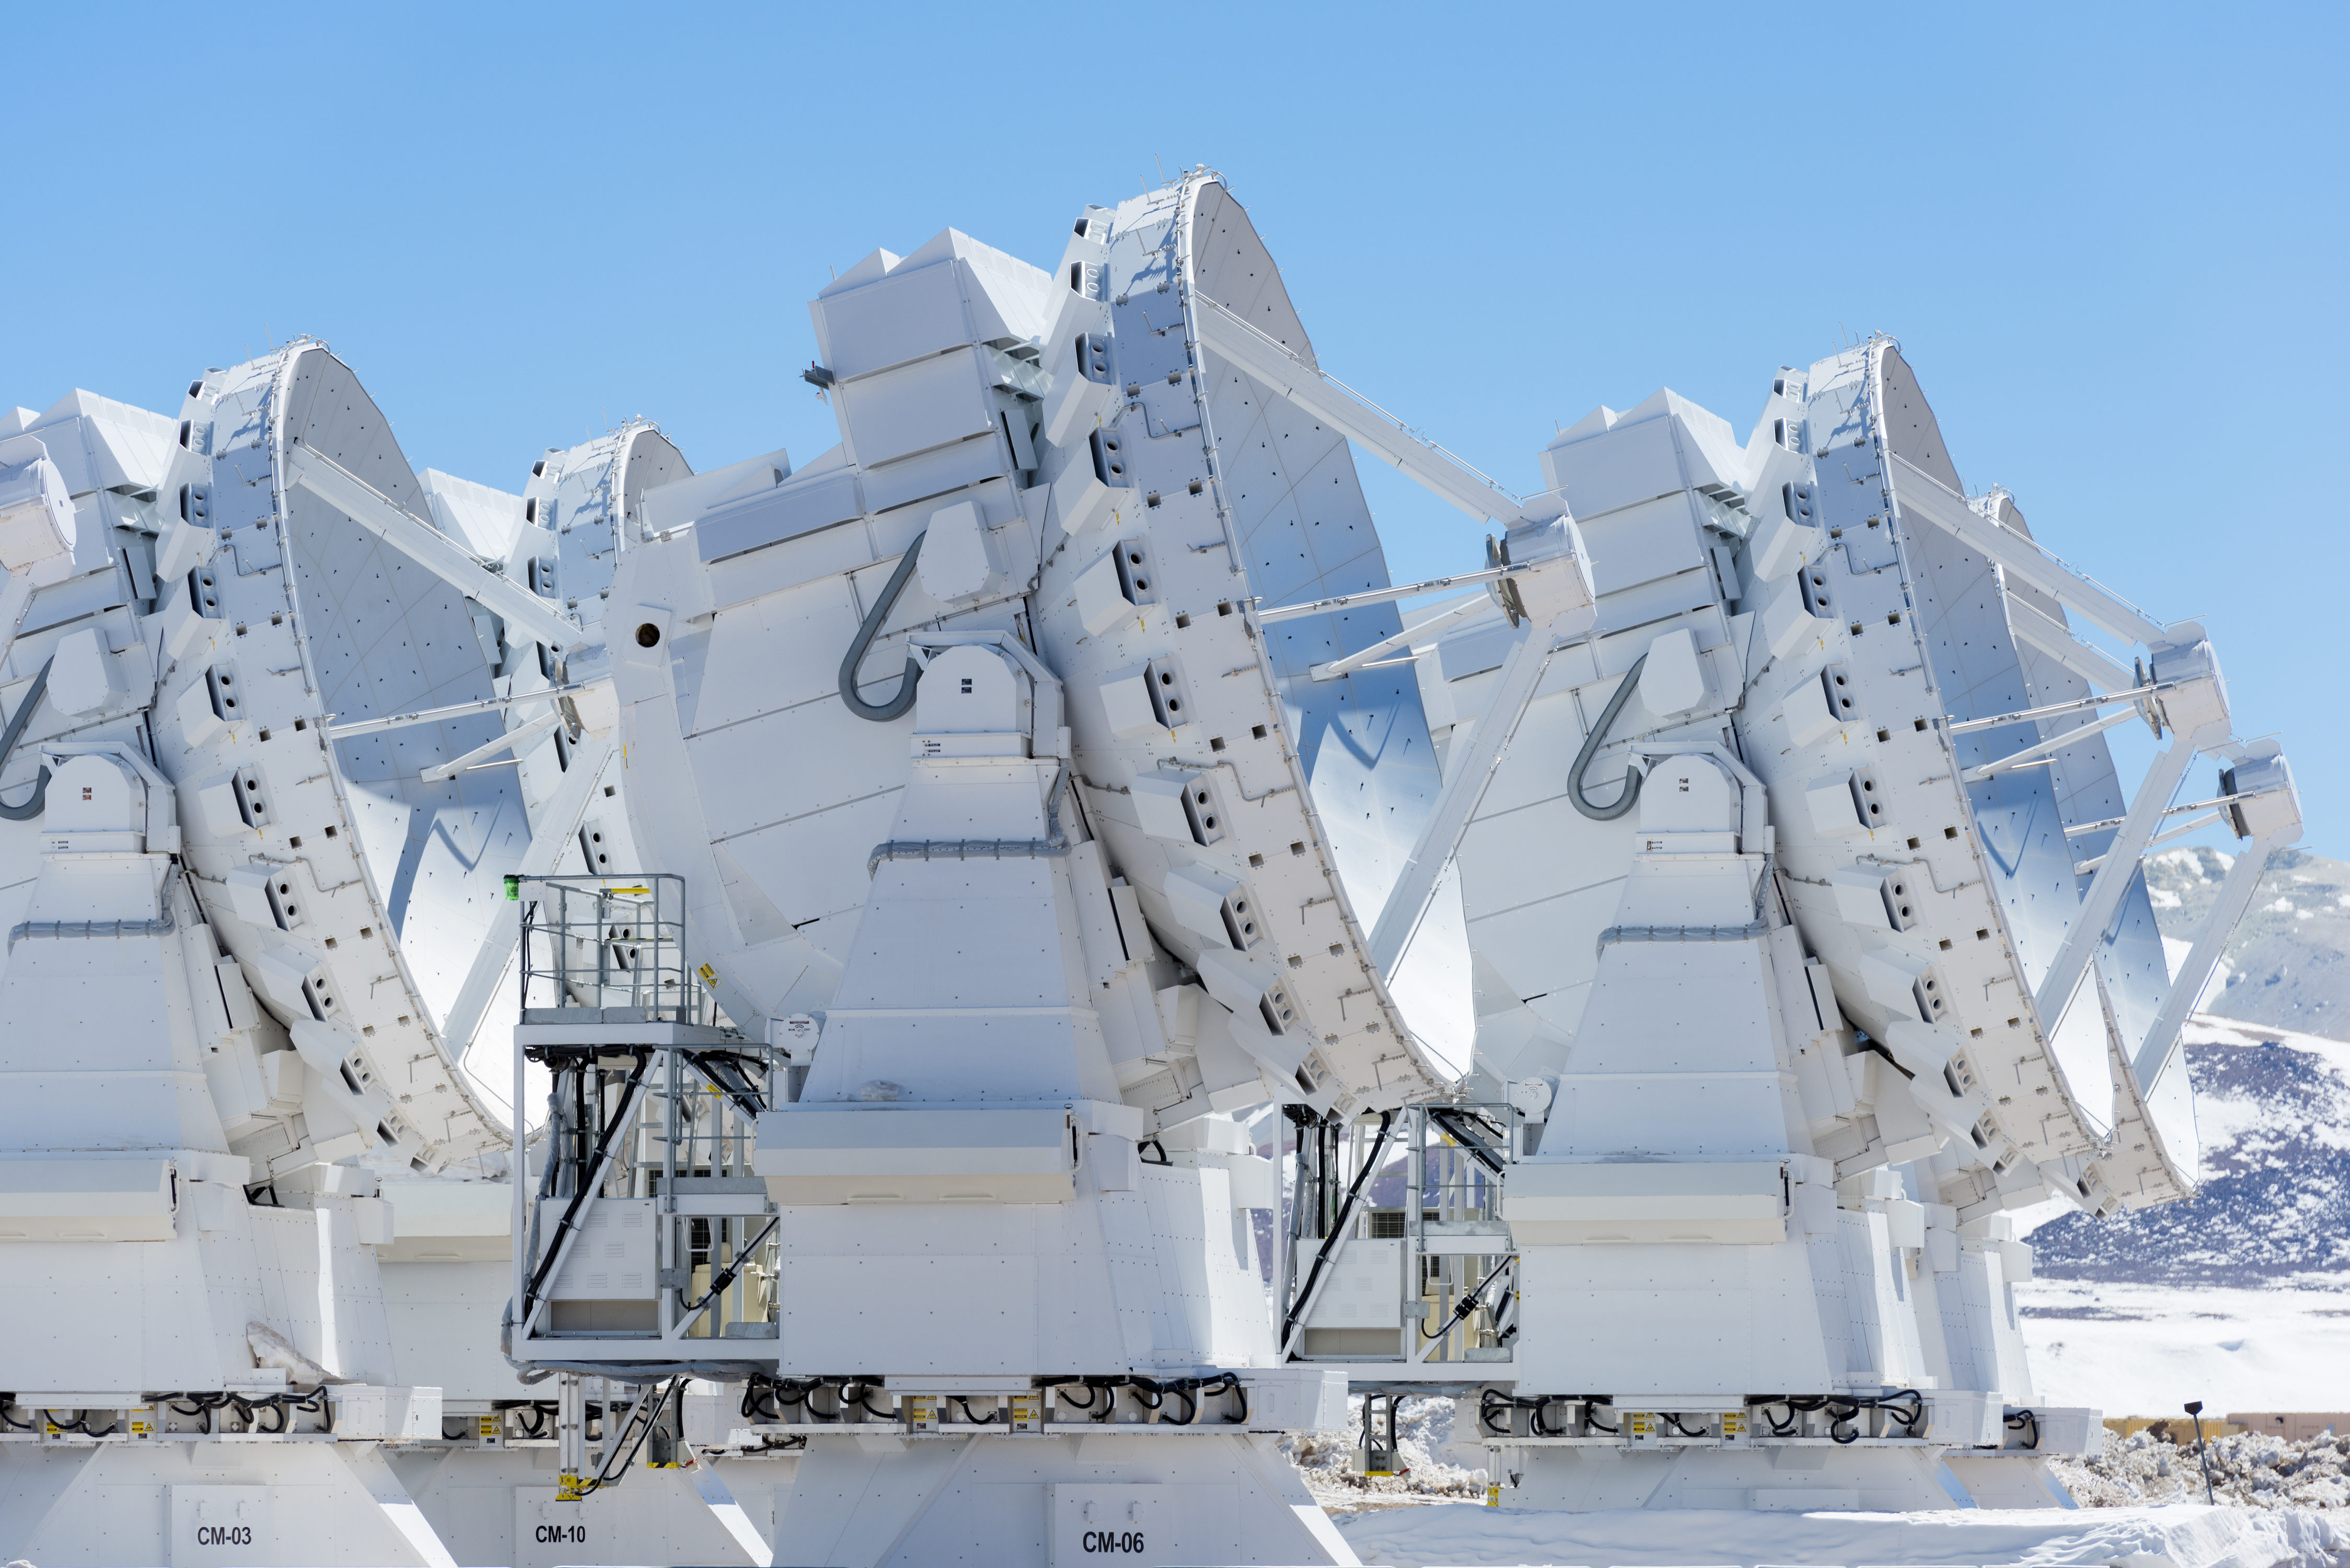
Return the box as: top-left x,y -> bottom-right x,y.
1419,1256 -> 1514,1343
679,1215 -> 779,1325
575,1378 -> 681,1498
950,1395 -> 999,1426
2007,1407 -> 2039,1451
1877,1388 -> 1926,1436
1281,1111 -> 1395,1347
1426,1106 -> 1507,1175
55,1408 -> 110,1436
1195,1374 -> 1246,1425
522,1050 -> 653,1318
166,1393 -> 216,1433
684,1051 -> 766,1117
770,1378 -> 831,1422
1039,1377 -> 1101,1413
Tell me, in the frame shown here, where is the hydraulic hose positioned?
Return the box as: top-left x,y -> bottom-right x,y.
1279,1111 -> 1395,1355
838,533 -> 926,722
1567,653 -> 1646,821
0,658 -> 55,822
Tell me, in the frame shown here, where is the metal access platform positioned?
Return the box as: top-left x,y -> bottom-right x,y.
506,874 -> 782,1373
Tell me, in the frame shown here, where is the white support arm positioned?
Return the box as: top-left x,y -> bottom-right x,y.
2005,594 -> 2137,693
2133,827 -> 2292,1088
1193,293 -> 1524,525
1963,706 -> 2138,783
2074,811 -> 2223,875
325,681 -> 603,741
1889,455 -> 2168,652
1951,683 -> 2164,735
1370,619 -> 1576,976
1260,566 -> 1524,624
420,710 -> 563,783
437,735 -> 617,1060
1310,592 -> 1492,682
2032,722 -> 2220,1044
286,446 -> 586,651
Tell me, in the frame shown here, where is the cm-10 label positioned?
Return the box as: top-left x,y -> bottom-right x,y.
1081,1530 -> 1147,1554
535,1524 -> 589,1545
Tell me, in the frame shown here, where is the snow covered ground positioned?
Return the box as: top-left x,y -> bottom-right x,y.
1329,1500 -> 2350,1568
2017,1012 -> 2350,1417
2020,1278 -> 2350,1415
1315,1410 -> 2350,1563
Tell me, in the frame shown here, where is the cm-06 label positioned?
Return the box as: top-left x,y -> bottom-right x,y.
1082,1529 -> 1147,1553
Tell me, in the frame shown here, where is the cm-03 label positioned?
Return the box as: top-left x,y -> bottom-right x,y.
196,1526 -> 255,1547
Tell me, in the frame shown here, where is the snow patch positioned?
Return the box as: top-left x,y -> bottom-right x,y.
2058,1425 -> 2350,1510
2020,1281 -> 2350,1412
1333,1500 -> 2350,1568
1285,1395 -> 1487,1511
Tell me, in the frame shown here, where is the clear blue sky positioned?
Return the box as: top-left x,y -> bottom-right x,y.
10,4 -> 2343,854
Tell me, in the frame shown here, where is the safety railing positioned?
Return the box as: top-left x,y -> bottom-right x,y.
514,873 -> 711,1024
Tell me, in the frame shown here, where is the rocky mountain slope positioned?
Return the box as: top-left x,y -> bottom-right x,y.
2027,844 -> 2350,1289
2029,1016 -> 2350,1285
2147,845 -> 2350,1037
